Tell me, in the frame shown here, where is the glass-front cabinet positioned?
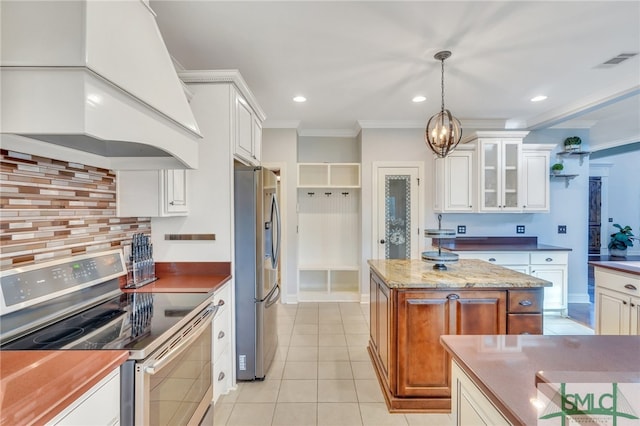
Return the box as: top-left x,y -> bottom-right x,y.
479,139 -> 521,212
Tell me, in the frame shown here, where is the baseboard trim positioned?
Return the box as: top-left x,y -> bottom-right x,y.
568,293 -> 591,304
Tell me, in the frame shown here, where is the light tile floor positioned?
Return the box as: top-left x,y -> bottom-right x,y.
204,302 -> 592,426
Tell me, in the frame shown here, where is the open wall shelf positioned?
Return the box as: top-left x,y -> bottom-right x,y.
298,163 -> 360,188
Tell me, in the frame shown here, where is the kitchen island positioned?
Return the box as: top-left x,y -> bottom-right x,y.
368,259 -> 551,412
440,334 -> 640,425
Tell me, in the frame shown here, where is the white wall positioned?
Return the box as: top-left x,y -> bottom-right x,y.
262,128 -> 299,303
298,136 -> 360,162
592,148 -> 640,255
151,84 -> 234,261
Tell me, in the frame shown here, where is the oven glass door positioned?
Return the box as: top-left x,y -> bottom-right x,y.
136,321 -> 212,425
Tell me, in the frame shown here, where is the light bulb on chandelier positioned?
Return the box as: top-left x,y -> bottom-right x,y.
425,51 -> 462,158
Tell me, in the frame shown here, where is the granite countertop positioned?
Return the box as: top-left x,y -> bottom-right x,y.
0,350 -> 129,425
589,260 -> 640,276
433,236 -> 571,252
441,335 -> 640,426
368,259 -> 552,289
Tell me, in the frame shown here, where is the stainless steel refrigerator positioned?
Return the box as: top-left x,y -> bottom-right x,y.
234,165 -> 281,381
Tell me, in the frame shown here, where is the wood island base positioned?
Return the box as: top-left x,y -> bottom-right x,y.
368,345 -> 451,413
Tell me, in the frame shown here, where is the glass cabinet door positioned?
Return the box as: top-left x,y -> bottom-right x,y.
502,141 -> 520,209
481,141 -> 500,210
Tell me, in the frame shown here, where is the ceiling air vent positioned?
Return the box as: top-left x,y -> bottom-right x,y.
601,52 -> 638,66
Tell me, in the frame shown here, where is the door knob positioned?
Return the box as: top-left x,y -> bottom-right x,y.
380,239 -> 385,244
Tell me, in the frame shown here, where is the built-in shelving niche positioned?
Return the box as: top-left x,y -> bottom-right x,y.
297,163 -> 361,302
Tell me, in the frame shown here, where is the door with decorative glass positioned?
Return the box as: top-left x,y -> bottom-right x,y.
376,167 -> 420,260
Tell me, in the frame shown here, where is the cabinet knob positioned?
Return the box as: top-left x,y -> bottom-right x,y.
623,301 -> 628,305
631,303 -> 636,308
380,239 -> 385,244
624,284 -> 638,291
218,330 -> 225,339
519,300 -> 533,306
169,201 -> 175,205
447,294 -> 460,300
546,258 -> 553,262
488,258 -> 496,262
218,372 -> 225,381
217,299 -> 225,306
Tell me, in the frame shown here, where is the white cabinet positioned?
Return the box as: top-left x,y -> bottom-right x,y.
233,88 -> 262,166
434,132 -> 551,214
297,163 -> 361,301
478,138 -> 522,212
117,169 -> 188,217
212,281 -> 233,403
521,145 -> 553,212
594,267 -> 640,335
456,250 -> 568,314
47,368 -> 120,426
433,146 -> 475,213
451,360 -> 510,426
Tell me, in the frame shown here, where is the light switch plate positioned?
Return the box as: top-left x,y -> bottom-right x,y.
457,225 -> 466,234
516,225 -> 525,234
558,225 -> 567,234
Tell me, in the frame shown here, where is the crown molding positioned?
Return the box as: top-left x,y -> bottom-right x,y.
298,128 -> 360,138
550,120 -> 598,129
590,135 -> 640,152
178,69 -> 266,121
262,120 -> 300,129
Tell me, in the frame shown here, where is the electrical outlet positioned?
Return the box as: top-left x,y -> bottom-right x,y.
516,225 -> 525,234
457,225 -> 466,234
609,218 -> 613,223
558,225 -> 567,234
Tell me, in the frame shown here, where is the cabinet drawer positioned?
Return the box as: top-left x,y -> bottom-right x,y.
530,252 -> 568,265
508,290 -> 542,313
213,309 -> 231,360
595,268 -> 640,296
458,252 -> 529,265
507,314 -> 543,335
213,351 -> 232,403
213,283 -> 232,315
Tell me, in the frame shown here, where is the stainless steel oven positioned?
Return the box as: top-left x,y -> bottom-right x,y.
0,250 -> 216,426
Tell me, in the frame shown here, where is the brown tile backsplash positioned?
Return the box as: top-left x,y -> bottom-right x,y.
0,149 -> 150,270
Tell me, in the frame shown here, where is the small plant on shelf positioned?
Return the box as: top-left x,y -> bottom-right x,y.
551,163 -> 564,174
608,224 -> 635,257
563,136 -> 582,152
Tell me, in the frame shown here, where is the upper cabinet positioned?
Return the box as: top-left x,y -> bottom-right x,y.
433,132 -> 552,213
434,145 -> 475,213
117,169 -> 189,217
478,138 -> 521,212
233,89 -> 262,166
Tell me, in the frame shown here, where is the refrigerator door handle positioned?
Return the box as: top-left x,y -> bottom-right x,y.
265,284 -> 281,308
270,193 -> 281,268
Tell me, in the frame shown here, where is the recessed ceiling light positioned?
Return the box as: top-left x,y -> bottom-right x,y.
531,95 -> 547,102
412,95 -> 427,103
293,95 -> 307,103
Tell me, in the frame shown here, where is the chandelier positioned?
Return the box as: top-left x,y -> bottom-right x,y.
425,50 -> 462,158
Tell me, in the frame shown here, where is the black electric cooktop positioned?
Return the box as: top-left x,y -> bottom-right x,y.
0,291 -> 213,356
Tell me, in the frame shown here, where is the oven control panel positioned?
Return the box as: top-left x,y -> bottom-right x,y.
0,250 -> 127,314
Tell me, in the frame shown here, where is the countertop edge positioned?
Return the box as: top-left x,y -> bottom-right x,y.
589,261 -> 640,276
122,274 -> 231,293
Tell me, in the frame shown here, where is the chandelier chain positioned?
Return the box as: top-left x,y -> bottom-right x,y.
440,57 -> 445,113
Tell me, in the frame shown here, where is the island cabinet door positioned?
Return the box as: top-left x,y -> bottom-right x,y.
396,290 -> 507,397
396,291 -> 452,397
369,272 -> 391,378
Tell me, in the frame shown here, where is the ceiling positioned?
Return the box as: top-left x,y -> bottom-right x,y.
151,1 -> 640,151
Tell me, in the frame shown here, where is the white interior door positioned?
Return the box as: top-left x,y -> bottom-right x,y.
375,166 -> 420,259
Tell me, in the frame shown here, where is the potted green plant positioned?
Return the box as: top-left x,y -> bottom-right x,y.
608,224 -> 635,257
564,136 -> 582,152
551,163 -> 564,175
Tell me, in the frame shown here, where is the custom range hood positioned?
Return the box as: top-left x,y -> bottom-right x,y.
0,0 -> 202,169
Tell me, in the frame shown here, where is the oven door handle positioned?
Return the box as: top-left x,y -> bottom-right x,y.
143,304 -> 216,375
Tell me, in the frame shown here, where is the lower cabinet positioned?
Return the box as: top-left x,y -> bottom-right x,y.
595,267 -> 640,335
451,361 -> 510,425
368,270 -> 542,412
212,281 -> 233,403
47,368 -> 120,426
